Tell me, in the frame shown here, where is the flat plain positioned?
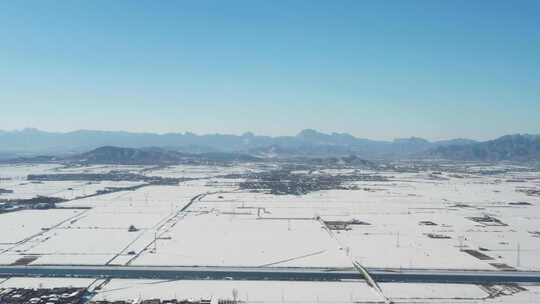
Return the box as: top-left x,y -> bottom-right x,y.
1,161 -> 540,303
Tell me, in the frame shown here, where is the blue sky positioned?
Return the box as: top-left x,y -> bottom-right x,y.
1,0 -> 539,140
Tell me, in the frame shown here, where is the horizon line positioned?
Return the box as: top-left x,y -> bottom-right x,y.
1,127 -> 537,143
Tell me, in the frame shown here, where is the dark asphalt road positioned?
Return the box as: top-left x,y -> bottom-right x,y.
1,265 -> 540,284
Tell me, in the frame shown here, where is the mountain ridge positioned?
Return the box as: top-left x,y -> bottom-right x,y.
425,134 -> 540,161
0,128 -> 473,154
1,128 -> 538,161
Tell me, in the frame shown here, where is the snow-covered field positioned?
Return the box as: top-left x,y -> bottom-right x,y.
0,209 -> 85,244
1,162 -> 539,302
90,279 -> 384,303
0,277 -> 96,289
0,164 -> 148,200
92,280 -> 539,303
0,180 -> 145,200
2,277 -> 539,303
189,179 -> 540,270
142,163 -> 265,179
0,164 -> 62,180
132,213 -> 349,267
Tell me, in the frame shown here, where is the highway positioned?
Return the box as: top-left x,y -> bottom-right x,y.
1,265 -> 540,284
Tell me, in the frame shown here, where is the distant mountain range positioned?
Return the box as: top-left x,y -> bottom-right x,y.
0,128 -> 538,161
72,146 -> 261,164
426,134 -> 540,161
75,146 -> 192,165
5,146 -> 261,165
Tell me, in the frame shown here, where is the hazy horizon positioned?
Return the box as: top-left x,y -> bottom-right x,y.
2,126 -> 536,142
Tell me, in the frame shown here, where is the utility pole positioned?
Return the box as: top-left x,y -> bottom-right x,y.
396,232 -> 400,248
232,288 -> 238,304
154,230 -> 158,253
517,242 -> 521,267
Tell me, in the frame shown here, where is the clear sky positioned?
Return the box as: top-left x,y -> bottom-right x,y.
1,0 -> 539,140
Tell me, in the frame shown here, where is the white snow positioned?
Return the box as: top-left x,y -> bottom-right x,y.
91,279 -> 383,303
1,162 -> 540,303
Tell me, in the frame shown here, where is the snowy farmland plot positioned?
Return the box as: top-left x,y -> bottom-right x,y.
0,163 -> 152,200
142,163 -> 264,179
0,164 -> 63,180
0,180 -> 146,200
0,277 -> 96,289
1,161 -> 540,303
132,213 -> 349,267
90,279 -> 385,303
0,209 -> 85,244
91,279 -> 540,303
